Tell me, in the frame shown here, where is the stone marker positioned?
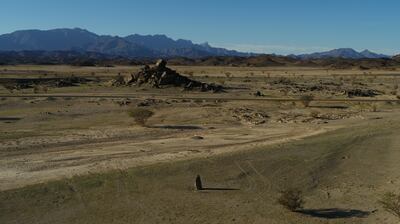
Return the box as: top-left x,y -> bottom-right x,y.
195,175 -> 203,190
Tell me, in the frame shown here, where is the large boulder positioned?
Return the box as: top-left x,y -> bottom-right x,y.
155,59 -> 167,69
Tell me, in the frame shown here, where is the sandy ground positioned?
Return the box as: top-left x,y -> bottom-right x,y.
0,122 -> 332,191
1,65 -> 400,223
1,109 -> 400,224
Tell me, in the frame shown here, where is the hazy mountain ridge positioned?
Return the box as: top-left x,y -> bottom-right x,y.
295,48 -> 389,59
0,28 -> 394,59
0,28 -> 98,51
0,28 -> 249,58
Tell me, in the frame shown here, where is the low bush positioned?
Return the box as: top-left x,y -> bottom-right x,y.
128,108 -> 154,127
379,192 -> 400,219
278,188 -> 304,212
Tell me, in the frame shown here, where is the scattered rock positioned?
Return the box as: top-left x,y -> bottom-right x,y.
109,73 -> 126,87
231,108 -> 269,125
310,112 -> 357,120
267,77 -> 381,98
137,99 -> 166,107
54,76 -> 87,87
1,77 -> 89,90
346,88 -> 380,97
276,111 -> 361,124
115,99 -> 131,106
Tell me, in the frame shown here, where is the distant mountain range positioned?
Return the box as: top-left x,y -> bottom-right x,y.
1,50 -> 398,69
0,28 -> 250,58
0,28 -> 393,59
293,48 -> 390,59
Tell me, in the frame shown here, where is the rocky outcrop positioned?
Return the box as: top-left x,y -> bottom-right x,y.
112,59 -> 223,92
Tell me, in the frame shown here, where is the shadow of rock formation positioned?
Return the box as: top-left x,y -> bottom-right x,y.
299,208 -> 370,219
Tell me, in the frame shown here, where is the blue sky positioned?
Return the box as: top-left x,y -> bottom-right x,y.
0,0 -> 399,55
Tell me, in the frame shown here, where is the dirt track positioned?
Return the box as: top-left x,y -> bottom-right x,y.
0,122 -> 329,191
1,93 -> 399,102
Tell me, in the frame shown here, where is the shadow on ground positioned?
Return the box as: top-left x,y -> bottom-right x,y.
152,125 -> 203,130
310,105 -> 349,109
0,117 -> 21,121
299,208 -> 370,219
201,187 -> 240,191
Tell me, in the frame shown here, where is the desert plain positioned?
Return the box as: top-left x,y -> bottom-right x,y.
0,64 -> 400,223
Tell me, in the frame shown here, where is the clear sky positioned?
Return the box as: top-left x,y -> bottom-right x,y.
0,0 -> 399,55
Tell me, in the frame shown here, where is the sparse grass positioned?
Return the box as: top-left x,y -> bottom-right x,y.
379,192 -> 400,220
128,108 -> 154,127
278,188 -> 304,212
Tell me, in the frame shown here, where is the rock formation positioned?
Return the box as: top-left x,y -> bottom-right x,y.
111,59 -> 223,92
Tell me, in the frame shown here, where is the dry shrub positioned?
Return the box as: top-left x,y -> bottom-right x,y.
128,108 -> 154,127
33,85 -> 48,94
278,188 -> 304,212
379,192 -> 400,219
300,95 -> 314,107
371,103 -> 378,112
46,96 -> 57,101
3,84 -> 16,93
33,85 -> 40,94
